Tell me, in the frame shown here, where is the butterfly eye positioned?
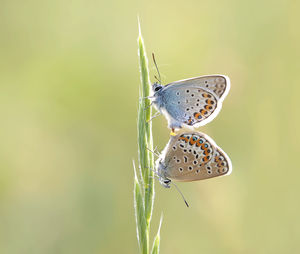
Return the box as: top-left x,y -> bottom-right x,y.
154,86 -> 162,92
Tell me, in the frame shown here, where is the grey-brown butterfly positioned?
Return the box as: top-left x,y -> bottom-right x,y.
155,131 -> 232,189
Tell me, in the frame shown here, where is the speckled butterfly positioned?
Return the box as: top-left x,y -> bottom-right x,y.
155,131 -> 232,189
150,54 -> 230,131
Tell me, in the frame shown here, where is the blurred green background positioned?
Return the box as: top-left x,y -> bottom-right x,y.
0,0 -> 299,253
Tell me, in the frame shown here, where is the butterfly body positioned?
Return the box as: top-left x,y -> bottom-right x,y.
156,131 -> 232,188
152,75 -> 230,130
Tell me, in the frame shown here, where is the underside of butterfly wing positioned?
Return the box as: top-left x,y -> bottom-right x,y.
161,132 -> 232,182
163,87 -> 218,127
159,75 -> 230,129
167,75 -> 230,99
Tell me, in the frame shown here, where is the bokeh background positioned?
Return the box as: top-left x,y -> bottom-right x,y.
1,0 -> 300,253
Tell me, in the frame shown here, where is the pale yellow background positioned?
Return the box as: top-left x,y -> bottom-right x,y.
0,0 -> 299,253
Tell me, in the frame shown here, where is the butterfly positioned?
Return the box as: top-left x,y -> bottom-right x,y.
155,131 -> 232,189
151,75 -> 230,131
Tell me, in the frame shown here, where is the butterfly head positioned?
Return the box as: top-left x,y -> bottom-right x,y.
156,159 -> 171,188
152,82 -> 163,94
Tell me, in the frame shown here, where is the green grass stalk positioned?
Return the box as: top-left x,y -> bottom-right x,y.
134,21 -> 162,254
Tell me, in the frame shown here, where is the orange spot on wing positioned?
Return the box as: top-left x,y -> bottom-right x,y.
202,93 -> 212,98
203,156 -> 209,162
200,109 -> 208,116
201,144 -> 206,150
179,137 -> 189,142
189,137 -> 197,145
204,149 -> 210,155
206,99 -> 215,105
194,112 -> 200,119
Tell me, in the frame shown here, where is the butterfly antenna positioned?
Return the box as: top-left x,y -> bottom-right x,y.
171,182 -> 189,208
154,75 -> 160,83
152,53 -> 161,83
145,165 -> 189,207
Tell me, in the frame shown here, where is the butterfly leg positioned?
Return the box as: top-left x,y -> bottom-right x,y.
139,95 -> 154,102
146,146 -> 160,157
171,128 -> 176,136
144,101 -> 153,111
147,111 -> 161,123
168,118 -> 182,132
153,146 -> 161,156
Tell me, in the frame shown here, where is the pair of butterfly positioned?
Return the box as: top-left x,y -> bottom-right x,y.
148,56 -> 232,198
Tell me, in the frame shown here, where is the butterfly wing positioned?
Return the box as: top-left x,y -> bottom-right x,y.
160,75 -> 230,128
161,132 -> 232,182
